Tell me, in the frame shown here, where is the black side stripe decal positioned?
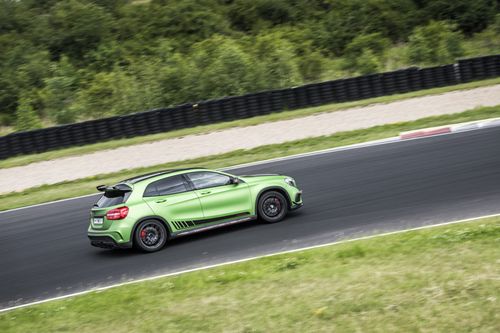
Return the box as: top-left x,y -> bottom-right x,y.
172,212 -> 251,229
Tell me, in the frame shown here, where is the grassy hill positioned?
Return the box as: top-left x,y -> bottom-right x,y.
1,0 -> 499,132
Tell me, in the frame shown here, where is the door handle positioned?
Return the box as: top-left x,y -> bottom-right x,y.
155,199 -> 167,203
200,191 -> 211,195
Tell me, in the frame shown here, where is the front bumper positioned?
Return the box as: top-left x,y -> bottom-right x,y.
290,190 -> 303,210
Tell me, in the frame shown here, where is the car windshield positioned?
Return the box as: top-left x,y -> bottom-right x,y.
95,190 -> 131,208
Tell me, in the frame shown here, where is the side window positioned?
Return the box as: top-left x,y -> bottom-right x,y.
186,172 -> 231,190
143,175 -> 188,197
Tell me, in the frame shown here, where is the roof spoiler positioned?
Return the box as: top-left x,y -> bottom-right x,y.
96,185 -> 107,192
96,184 -> 132,193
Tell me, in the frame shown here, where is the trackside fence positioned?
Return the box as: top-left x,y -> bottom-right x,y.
1,54 -> 499,159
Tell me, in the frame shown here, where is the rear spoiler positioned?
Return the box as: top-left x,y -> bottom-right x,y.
96,183 -> 132,194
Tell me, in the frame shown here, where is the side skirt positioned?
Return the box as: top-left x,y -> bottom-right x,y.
172,215 -> 257,238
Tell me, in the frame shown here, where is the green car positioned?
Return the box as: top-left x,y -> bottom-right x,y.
88,168 -> 303,252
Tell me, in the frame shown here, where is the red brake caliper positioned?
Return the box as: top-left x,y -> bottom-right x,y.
140,229 -> 147,239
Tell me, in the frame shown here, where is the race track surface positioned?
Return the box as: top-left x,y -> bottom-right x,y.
1,127 -> 500,309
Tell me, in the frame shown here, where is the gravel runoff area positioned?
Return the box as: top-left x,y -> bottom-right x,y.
1,84 -> 500,194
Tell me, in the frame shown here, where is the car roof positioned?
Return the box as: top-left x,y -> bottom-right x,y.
120,168 -> 207,184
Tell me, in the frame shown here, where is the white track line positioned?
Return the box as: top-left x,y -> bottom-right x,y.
0,193 -> 100,214
1,212 -> 499,313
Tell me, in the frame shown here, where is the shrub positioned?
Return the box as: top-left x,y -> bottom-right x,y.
15,95 -> 42,131
407,21 -> 464,65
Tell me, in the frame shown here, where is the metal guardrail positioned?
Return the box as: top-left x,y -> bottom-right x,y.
0,54 -> 499,160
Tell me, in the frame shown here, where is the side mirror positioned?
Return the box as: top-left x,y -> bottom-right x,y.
231,177 -> 240,185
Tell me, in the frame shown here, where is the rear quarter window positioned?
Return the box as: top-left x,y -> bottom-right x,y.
143,175 -> 188,197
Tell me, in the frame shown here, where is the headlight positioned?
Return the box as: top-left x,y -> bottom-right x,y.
284,177 -> 297,187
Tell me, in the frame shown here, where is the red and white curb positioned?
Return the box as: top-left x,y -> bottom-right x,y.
400,117 -> 500,140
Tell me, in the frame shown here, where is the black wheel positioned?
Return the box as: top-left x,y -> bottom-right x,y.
257,191 -> 288,223
134,220 -> 168,252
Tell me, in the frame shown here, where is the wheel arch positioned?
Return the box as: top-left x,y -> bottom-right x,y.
131,215 -> 173,243
255,186 -> 292,213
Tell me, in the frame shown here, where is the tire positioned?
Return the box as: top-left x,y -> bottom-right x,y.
134,219 -> 168,252
257,191 -> 288,223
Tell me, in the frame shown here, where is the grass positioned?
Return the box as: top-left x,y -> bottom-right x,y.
1,217 -> 498,332
1,104 -> 500,212
1,77 -> 500,170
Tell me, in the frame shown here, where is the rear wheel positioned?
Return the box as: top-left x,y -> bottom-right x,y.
257,191 -> 288,223
134,220 -> 167,252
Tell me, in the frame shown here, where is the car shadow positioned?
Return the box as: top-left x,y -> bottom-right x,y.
167,210 -> 304,247
93,210 -> 304,257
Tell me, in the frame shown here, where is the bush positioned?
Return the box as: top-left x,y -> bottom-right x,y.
76,70 -> 146,118
355,49 -> 383,75
299,52 -> 325,82
342,33 -> 389,74
39,57 -> 80,124
253,33 -> 302,88
15,95 -> 42,131
407,21 -> 464,65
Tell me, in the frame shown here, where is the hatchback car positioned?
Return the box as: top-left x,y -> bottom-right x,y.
88,168 -> 303,252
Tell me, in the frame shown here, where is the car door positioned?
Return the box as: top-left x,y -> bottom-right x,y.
142,175 -> 203,230
185,171 -> 252,221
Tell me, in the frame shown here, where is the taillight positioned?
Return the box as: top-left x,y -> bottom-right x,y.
106,206 -> 129,220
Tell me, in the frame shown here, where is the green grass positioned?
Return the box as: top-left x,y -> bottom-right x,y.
1,104 -> 500,212
1,217 -> 498,333
1,77 -> 499,170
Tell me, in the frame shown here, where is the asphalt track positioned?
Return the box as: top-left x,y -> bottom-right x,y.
1,127 -> 500,310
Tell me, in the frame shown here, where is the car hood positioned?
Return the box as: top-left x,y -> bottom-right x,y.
238,174 -> 283,184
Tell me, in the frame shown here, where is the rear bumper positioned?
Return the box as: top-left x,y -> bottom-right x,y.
88,235 -> 132,249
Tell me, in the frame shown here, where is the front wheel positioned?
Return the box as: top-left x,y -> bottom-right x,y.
257,191 -> 288,223
134,220 -> 168,252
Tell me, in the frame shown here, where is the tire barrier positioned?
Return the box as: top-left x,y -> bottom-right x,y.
1,54 -> 499,160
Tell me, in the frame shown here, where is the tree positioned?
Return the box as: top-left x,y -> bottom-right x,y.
407,21 -> 464,65
316,0 -> 415,55
45,0 -> 114,61
0,0 -> 32,34
136,0 -> 230,47
227,0 -> 297,32
419,0 -> 498,35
